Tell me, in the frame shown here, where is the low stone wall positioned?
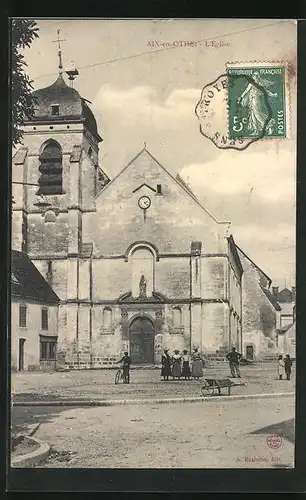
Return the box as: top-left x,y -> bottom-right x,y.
64,352 -> 120,369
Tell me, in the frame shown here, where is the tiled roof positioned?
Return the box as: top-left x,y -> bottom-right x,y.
260,285 -> 282,311
278,287 -> 293,303
11,251 -> 60,304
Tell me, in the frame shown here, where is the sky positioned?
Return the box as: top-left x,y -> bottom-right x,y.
21,18 -> 296,287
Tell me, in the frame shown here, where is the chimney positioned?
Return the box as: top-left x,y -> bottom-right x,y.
292,286 -> 296,302
272,286 -> 279,300
191,241 -> 202,256
156,184 -> 162,195
46,260 -> 53,286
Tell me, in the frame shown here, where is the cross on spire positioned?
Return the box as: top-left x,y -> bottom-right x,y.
52,29 -> 66,74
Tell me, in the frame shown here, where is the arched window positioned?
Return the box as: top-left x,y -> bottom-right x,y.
131,247 -> 154,297
172,306 -> 182,327
37,140 -> 63,195
103,307 -> 112,328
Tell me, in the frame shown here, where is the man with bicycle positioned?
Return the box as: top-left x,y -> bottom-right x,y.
118,351 -> 131,384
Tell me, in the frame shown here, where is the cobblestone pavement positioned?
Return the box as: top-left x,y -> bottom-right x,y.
12,396 -> 294,468
11,363 -> 295,402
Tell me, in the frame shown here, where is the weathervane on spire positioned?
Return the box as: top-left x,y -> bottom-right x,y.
52,29 -> 66,74
66,60 -> 79,88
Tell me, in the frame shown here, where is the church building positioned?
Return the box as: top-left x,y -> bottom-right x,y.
12,61 -> 246,368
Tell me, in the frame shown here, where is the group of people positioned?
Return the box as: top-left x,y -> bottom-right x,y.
277,354 -> 293,380
118,348 -> 293,385
161,348 -> 204,381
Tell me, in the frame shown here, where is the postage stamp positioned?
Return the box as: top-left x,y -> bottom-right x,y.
195,74 -> 261,151
226,62 -> 288,140
195,61 -> 290,151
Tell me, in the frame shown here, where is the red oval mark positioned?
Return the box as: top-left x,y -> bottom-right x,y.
266,434 -> 283,449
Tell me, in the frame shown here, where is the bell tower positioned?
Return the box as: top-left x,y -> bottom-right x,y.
12,31 -> 110,352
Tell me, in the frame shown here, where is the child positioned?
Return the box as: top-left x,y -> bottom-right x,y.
277,354 -> 285,380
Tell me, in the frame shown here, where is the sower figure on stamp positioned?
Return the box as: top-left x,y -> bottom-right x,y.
284,354 -> 293,380
226,347 -> 242,378
237,71 -> 278,136
118,351 -> 131,384
161,349 -> 172,381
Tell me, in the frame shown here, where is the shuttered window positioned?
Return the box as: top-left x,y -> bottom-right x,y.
40,339 -> 57,360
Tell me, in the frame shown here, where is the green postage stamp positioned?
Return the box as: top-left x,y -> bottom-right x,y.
227,62 -> 288,140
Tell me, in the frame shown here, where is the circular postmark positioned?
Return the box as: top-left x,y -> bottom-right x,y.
195,71 -> 277,151
266,434 -> 283,450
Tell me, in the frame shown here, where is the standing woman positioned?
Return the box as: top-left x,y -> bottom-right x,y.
277,354 -> 285,380
182,350 -> 191,380
161,349 -> 172,381
172,350 -> 182,380
284,354 -> 293,380
192,348 -> 204,380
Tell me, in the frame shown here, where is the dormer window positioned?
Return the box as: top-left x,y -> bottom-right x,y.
51,105 -> 59,116
11,273 -> 19,284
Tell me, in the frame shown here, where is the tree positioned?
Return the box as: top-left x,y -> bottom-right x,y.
11,20 -> 39,147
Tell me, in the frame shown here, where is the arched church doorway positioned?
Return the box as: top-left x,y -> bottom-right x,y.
129,316 -> 155,364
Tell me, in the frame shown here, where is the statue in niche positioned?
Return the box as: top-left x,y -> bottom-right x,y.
139,275 -> 147,298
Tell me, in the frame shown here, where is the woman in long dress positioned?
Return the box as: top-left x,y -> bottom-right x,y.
181,350 -> 191,380
172,350 -> 182,380
191,348 -> 203,380
277,354 -> 285,380
161,349 -> 172,381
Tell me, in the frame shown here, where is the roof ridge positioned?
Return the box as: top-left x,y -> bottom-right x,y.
11,250 -> 60,304
260,284 -> 282,311
94,148 -> 230,224
236,244 -> 272,285
140,149 -> 230,224
94,147 -> 147,200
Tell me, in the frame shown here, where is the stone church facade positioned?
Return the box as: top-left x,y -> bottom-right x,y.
12,71 -> 244,368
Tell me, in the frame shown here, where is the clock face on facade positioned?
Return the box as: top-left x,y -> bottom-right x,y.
138,196 -> 151,210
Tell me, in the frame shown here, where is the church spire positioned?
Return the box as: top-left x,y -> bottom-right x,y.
52,29 -> 66,75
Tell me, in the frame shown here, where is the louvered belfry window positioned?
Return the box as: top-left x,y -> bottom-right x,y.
37,140 -> 63,195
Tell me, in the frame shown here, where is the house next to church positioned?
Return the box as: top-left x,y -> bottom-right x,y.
272,286 -> 296,329
11,250 -> 60,371
12,58 -> 281,369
